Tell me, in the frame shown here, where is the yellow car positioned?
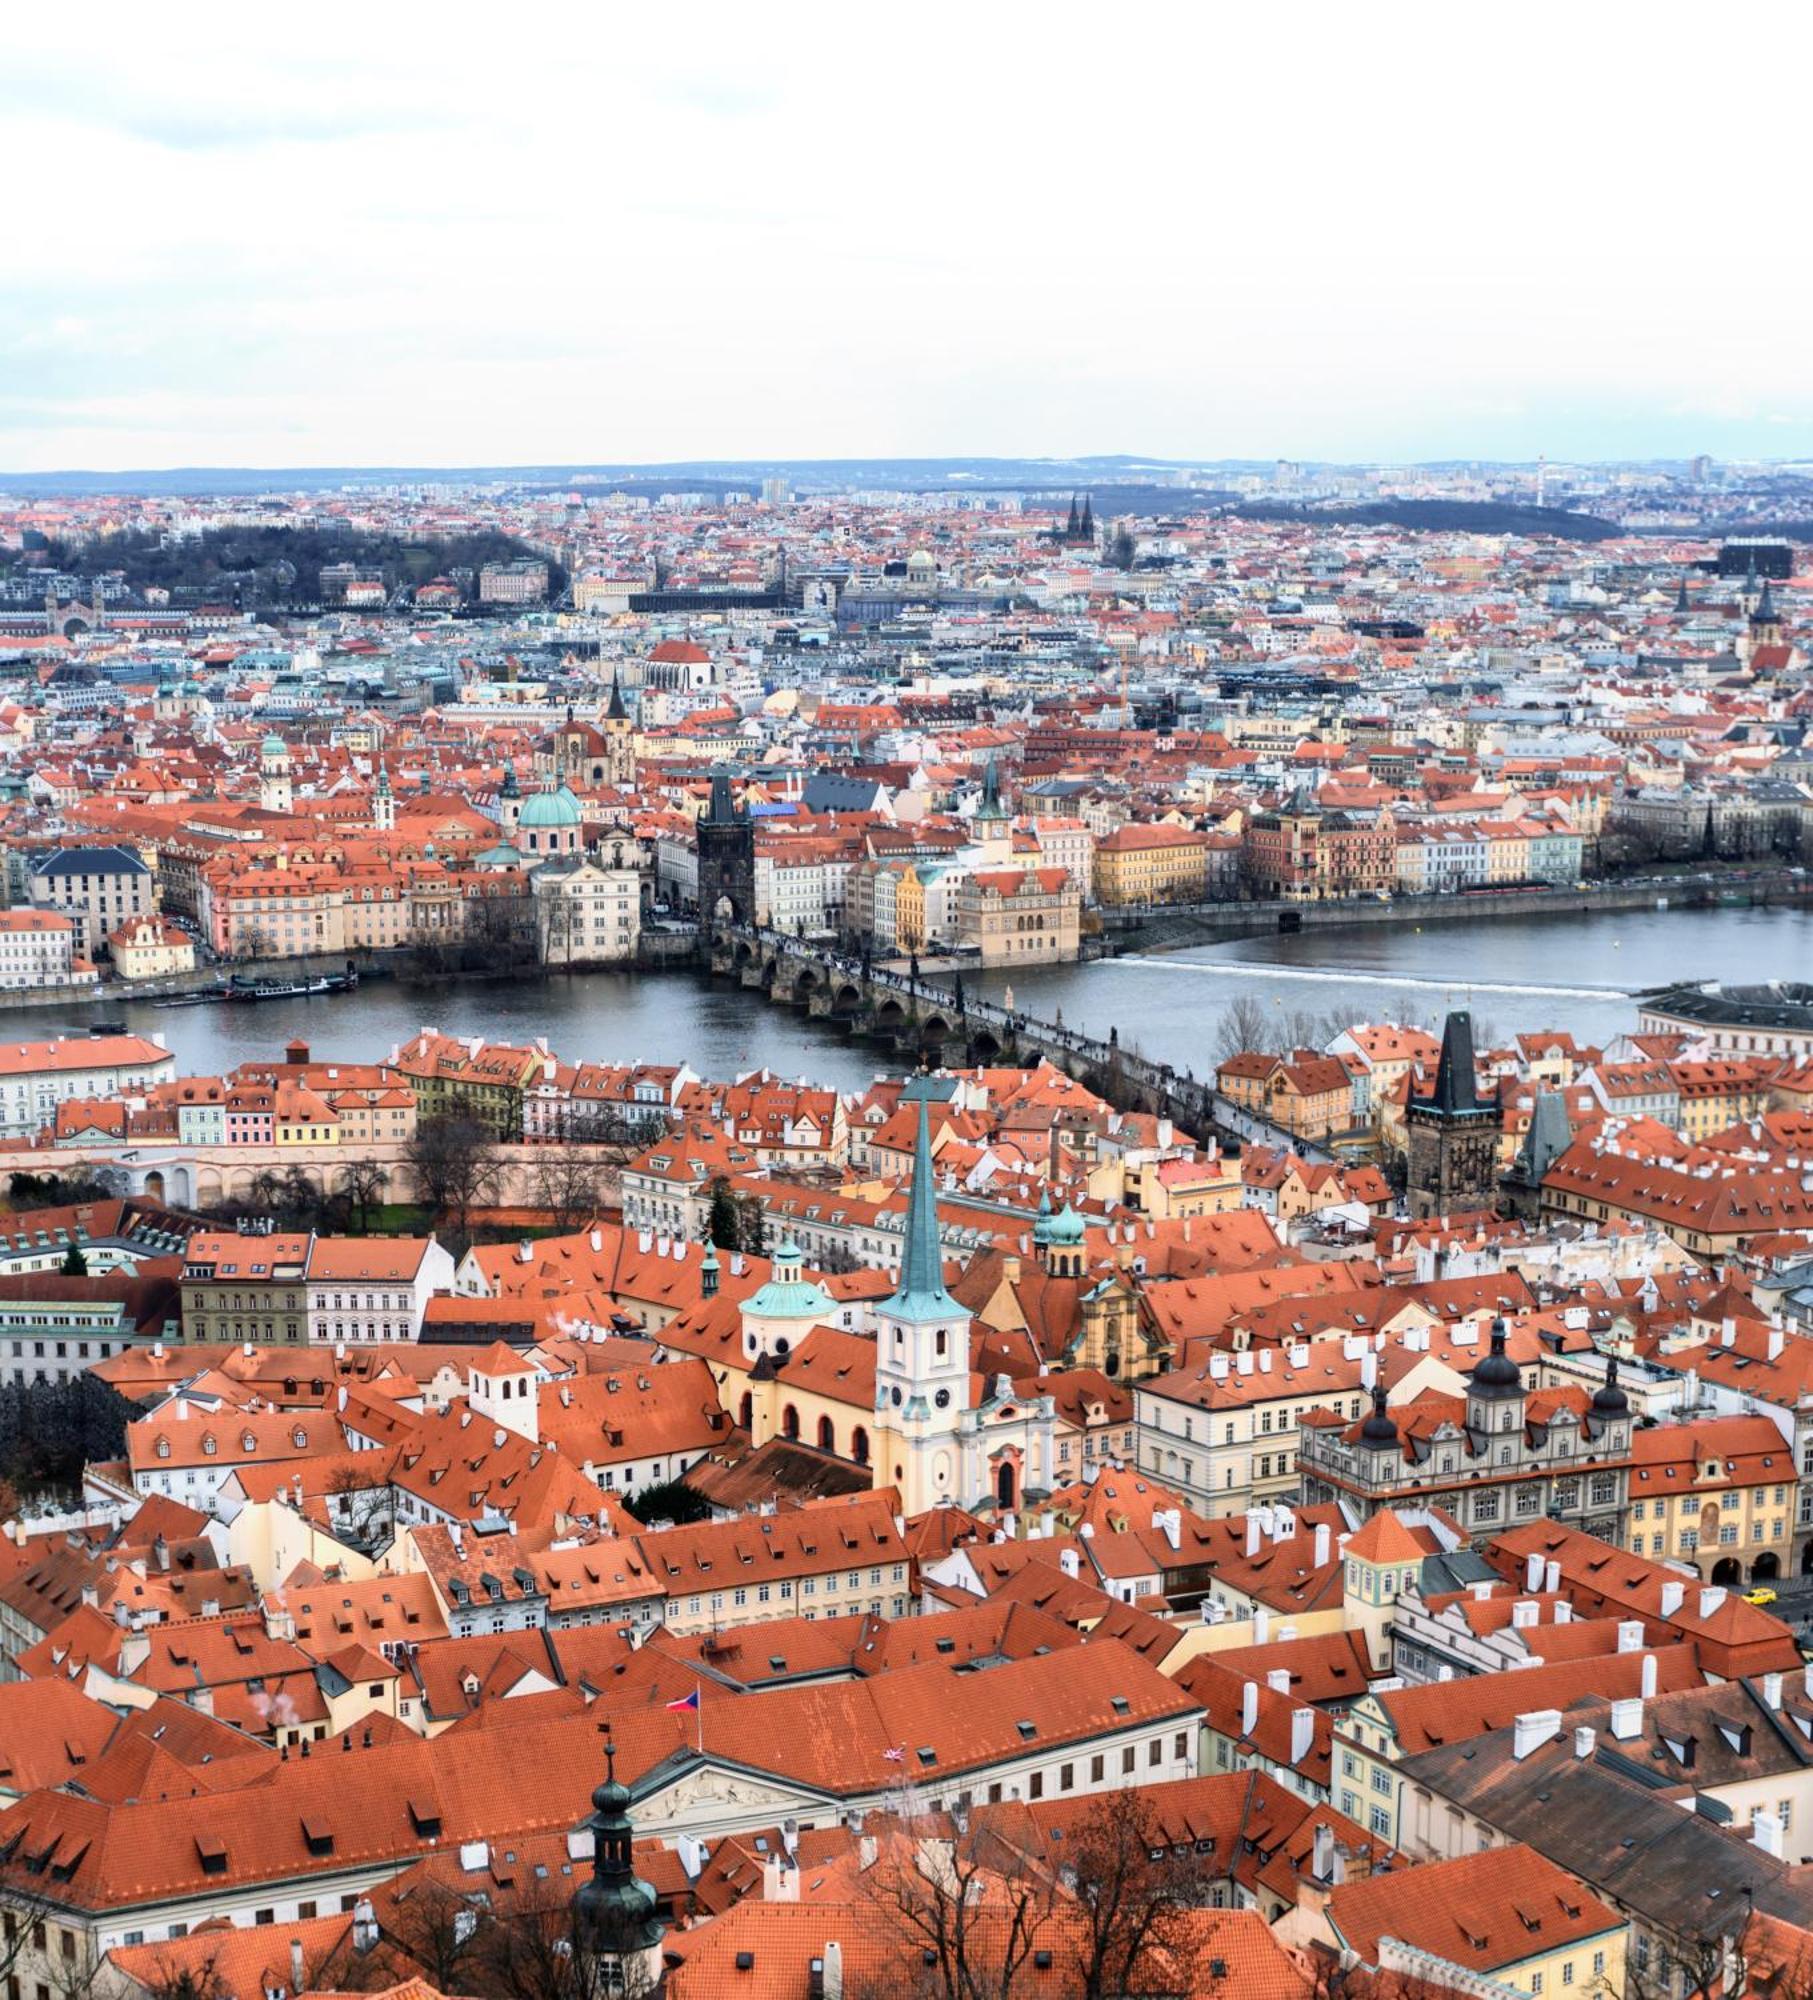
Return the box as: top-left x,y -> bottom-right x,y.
1745,1587 -> 1779,1607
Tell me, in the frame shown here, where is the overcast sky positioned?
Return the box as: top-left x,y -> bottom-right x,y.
5,2 -> 1810,473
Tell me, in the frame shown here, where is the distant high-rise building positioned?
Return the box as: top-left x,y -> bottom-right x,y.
1717,538 -> 1792,580
761,475 -> 791,506
1689,453 -> 1715,485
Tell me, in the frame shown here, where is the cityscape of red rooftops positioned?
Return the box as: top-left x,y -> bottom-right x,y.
8,11 -> 1813,2000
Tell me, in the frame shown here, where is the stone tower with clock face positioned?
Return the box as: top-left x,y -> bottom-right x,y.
872,1075 -> 971,1515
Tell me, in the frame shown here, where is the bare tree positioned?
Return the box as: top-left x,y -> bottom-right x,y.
858,1817 -> 1057,2000
121,1952 -> 235,2000
361,1878 -> 487,1996
1214,993 -> 1271,1061
405,1115 -> 504,1239
340,1156 -> 389,1233
325,1462 -> 392,1552
471,1872 -> 656,2000
1059,1789 -> 1206,2000
528,1151 -> 609,1233
535,888 -> 580,970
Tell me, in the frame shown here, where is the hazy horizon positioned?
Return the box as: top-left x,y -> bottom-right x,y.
7,4 -> 1812,474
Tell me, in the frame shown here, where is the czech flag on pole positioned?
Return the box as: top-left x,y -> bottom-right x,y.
666,1688 -> 700,1713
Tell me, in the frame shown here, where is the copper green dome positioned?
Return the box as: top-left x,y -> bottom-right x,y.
519,781 -> 582,830
743,1240 -> 834,1321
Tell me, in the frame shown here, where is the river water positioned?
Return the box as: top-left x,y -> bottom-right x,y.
3,905 -> 1807,1094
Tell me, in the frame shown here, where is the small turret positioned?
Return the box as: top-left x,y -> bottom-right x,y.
1359,1381 -> 1398,1446
1592,1352 -> 1629,1418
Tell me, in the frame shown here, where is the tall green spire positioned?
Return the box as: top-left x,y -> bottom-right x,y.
887,1075 -> 958,1319
977,754 -> 1005,823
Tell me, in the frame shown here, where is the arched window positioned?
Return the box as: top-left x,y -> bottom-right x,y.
852,1426 -> 870,1466
738,1391 -> 753,1431
782,1404 -> 800,1441
817,1415 -> 836,1453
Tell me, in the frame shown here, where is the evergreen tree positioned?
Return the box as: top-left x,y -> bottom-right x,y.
60,1243 -> 88,1276
705,1177 -> 742,1251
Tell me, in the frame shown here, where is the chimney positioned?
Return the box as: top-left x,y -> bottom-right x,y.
762,1852 -> 798,1902
1290,1707 -> 1316,1767
351,1900 -> 378,1953
1245,1514 -> 1261,1558
1154,1508 -> 1181,1552
1525,1552 -> 1544,1592
290,1941 -> 305,1998
1699,1586 -> 1727,1620
1312,1822 -> 1334,1881
1754,1809 -> 1786,1860
822,1941 -> 844,2000
1253,1606 -> 1271,1646
1764,1672 -> 1785,1711
1511,1599 -> 1538,1630
1543,1559 -> 1560,1594
1512,1709 -> 1560,1760
1268,1668 -> 1292,1695
1660,1580 -> 1685,1618
1241,1680 -> 1260,1738
1573,1726 -> 1596,1761
1059,1547 -> 1080,1580
1641,1654 -> 1658,1700
1610,1697 -> 1642,1741
1770,1325 -> 1786,1362
1314,1522 -> 1331,1567
1617,1620 -> 1645,1653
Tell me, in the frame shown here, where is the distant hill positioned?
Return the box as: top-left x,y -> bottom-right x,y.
22,524 -> 560,608
1229,500 -> 1624,542
0,455 -> 1207,499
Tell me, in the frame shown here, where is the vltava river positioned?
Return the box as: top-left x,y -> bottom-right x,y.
4,905 -> 1806,1093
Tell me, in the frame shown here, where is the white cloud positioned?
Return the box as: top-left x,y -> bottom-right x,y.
3,0 -> 1810,469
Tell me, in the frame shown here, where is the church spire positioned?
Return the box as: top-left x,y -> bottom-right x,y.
606,669 -> 628,721
976,754 -> 1005,824
574,1730 -> 664,1968
887,1077 -> 958,1318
